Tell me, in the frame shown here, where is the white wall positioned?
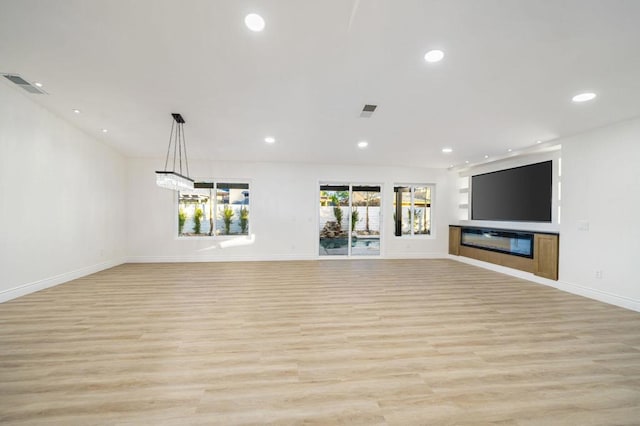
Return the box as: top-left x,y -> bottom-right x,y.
126,159 -> 451,261
0,82 -> 127,302
559,118 -> 640,310
450,118 -> 640,311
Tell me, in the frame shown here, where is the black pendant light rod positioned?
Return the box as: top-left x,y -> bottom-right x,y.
172,121 -> 178,172
178,122 -> 183,175
162,113 -> 190,177
181,121 -> 190,178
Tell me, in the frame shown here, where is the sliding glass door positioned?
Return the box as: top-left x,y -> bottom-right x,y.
319,184 -> 381,257
351,186 -> 381,256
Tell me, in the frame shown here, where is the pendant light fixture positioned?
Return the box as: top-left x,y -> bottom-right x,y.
155,113 -> 194,191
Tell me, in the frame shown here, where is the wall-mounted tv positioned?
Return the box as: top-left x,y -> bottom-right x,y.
471,160 -> 552,222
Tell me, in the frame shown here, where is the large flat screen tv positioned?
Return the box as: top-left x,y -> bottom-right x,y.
471,160 -> 552,222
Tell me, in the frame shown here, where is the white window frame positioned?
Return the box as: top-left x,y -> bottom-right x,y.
176,180 -> 251,239
393,183 -> 435,238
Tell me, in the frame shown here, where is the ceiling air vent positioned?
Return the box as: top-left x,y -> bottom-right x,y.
360,104 -> 377,118
2,73 -> 47,94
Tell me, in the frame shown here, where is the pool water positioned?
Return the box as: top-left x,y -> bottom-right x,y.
319,237 -> 380,255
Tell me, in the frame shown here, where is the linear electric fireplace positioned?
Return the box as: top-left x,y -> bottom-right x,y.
449,225 -> 559,280
460,227 -> 534,258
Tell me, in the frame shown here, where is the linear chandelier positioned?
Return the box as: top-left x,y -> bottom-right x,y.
155,113 -> 194,191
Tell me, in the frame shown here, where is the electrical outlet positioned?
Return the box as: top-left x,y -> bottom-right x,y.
595,270 -> 603,279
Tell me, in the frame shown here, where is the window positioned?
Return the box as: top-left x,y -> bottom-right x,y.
393,185 -> 433,236
178,182 -> 250,237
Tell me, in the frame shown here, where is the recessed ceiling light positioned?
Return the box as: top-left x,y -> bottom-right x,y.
424,49 -> 445,63
101,128 -> 108,133
572,92 -> 596,103
245,13 -> 265,32
484,155 -> 489,159
72,109 -> 81,114
357,141 -> 368,148
536,140 -> 542,144
441,147 -> 453,153
465,160 -> 469,164
34,81 -> 43,87
264,136 -> 275,144
507,148 -> 512,152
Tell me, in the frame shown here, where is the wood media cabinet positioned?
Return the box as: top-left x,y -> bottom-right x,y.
449,225 -> 559,280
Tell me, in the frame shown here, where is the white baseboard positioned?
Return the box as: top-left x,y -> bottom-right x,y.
127,252 -> 449,263
0,258 -> 125,303
126,254 -> 315,263
449,255 -> 640,312
384,252 -> 447,259
551,279 -> 640,312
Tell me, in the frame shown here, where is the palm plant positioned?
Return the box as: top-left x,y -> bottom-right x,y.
239,206 -> 249,234
194,208 -> 203,234
223,205 -> 235,235
351,209 -> 359,232
330,194 -> 343,227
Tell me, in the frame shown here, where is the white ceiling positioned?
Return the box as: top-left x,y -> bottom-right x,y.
1,0 -> 640,169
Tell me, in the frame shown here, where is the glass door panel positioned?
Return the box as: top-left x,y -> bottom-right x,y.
351,186 -> 381,256
319,185 -> 350,256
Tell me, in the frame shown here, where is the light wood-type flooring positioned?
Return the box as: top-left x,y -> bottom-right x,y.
1,259 -> 640,425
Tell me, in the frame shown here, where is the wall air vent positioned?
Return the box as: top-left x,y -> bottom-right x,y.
2,73 -> 47,94
360,104 -> 377,118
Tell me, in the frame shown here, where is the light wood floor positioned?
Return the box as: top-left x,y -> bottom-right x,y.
1,260 -> 639,425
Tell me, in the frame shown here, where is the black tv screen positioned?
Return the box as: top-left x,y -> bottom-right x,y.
471,160 -> 552,222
